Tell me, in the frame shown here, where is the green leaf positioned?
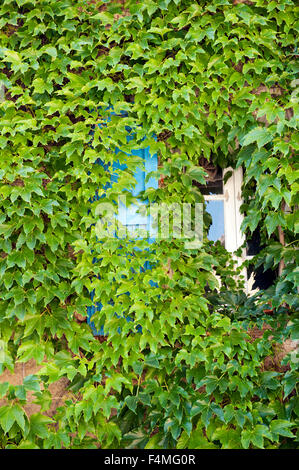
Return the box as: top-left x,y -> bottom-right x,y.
43,46 -> 57,59
0,382 -> 9,398
23,375 -> 41,392
270,420 -> 295,438
32,78 -> 47,94
125,396 -> 138,413
12,405 -> 26,431
0,406 -> 15,433
242,127 -> 273,149
29,414 -> 54,439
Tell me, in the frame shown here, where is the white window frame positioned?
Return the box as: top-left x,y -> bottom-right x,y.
204,167 -> 244,252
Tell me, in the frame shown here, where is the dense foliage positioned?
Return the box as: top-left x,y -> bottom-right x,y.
0,0 -> 298,449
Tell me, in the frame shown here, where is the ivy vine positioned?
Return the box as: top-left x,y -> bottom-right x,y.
0,0 -> 298,449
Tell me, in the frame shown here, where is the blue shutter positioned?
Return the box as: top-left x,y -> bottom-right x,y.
118,146 -> 158,239
87,118 -> 158,336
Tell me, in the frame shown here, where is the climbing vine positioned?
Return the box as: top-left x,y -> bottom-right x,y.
0,0 -> 298,449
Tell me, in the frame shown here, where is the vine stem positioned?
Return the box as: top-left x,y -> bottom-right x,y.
278,200 -> 286,276
136,374 -> 141,396
285,239 -> 298,247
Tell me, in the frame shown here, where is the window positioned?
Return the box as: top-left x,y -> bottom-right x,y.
194,159 -> 244,252
194,159 -> 264,294
195,160 -> 279,294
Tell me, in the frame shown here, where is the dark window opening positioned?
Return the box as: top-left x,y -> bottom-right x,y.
247,229 -> 278,290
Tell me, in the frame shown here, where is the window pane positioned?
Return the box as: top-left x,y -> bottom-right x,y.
206,200 -> 225,244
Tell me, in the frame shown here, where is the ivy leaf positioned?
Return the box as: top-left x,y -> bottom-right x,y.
0,382 -> 9,398
264,212 -> 285,236
270,420 -> 295,438
29,414 -> 54,439
32,78 -> 47,94
18,342 -> 45,364
12,405 -> 26,431
43,46 -> 57,59
187,166 -> 207,184
242,127 -> 273,149
125,396 -> 138,413
0,406 -> 15,433
23,375 -> 41,392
